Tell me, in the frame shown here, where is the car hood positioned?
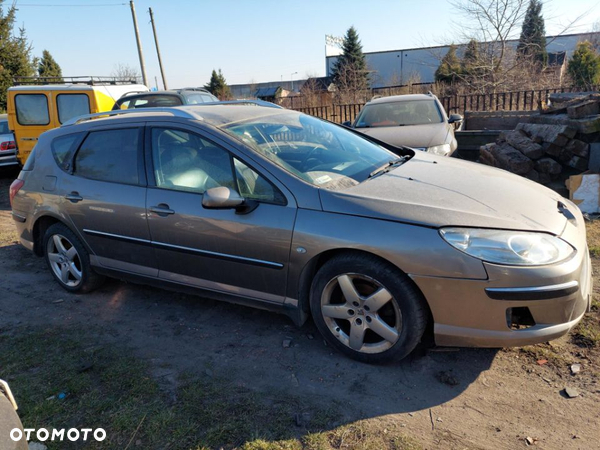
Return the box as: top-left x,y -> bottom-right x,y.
319,152 -> 568,235
355,122 -> 449,148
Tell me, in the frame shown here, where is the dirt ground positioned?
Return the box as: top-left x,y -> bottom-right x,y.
0,165 -> 598,450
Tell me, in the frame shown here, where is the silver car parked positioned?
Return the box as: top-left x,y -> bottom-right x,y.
345,94 -> 462,156
10,105 -> 592,363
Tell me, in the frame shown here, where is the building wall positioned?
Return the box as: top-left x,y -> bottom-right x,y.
325,33 -> 598,88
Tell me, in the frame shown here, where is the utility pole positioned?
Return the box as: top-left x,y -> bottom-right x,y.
148,7 -> 168,90
129,0 -> 148,87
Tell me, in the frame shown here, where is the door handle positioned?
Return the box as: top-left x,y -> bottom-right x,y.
65,192 -> 83,203
150,204 -> 175,216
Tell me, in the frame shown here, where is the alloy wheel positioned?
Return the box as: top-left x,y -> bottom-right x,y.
46,234 -> 83,288
320,273 -> 402,354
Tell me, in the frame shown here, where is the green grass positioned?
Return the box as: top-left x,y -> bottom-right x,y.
0,327 -> 421,450
589,246 -> 600,258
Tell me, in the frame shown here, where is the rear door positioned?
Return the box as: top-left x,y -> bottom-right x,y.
8,91 -> 56,164
52,92 -> 92,125
60,123 -> 157,276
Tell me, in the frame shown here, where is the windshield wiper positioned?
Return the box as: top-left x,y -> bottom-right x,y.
368,156 -> 409,179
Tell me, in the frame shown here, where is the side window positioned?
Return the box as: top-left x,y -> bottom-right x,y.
74,129 -> 139,184
233,159 -> 286,205
15,94 -> 50,125
151,128 -> 235,193
119,100 -> 131,110
51,133 -> 82,170
57,94 -> 91,124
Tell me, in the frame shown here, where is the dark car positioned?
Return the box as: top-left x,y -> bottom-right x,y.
113,88 -> 219,110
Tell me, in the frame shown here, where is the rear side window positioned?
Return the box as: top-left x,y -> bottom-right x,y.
15,94 -> 50,125
51,133 -> 83,170
74,129 -> 140,185
57,94 -> 90,124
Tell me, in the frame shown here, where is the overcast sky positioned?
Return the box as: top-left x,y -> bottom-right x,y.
10,0 -> 600,88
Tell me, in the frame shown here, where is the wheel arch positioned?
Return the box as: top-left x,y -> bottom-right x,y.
31,214 -> 79,256
296,248 -> 433,326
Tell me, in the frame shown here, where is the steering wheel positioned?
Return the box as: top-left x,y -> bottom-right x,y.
302,145 -> 324,171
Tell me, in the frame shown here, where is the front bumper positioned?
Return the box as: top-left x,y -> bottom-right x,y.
411,219 -> 593,348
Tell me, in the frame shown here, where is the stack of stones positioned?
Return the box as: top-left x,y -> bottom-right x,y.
479,92 -> 600,186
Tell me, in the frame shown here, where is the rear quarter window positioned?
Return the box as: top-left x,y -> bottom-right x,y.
15,94 -> 50,125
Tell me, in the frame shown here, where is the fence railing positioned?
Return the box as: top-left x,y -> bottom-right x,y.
287,86 -> 597,124
291,104 -> 364,124
439,86 -> 596,114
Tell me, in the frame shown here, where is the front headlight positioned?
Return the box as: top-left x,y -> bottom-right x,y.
427,143 -> 451,156
439,228 -> 575,266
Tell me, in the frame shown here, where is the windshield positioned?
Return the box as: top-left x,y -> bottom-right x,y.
355,100 -> 443,128
221,111 -> 400,189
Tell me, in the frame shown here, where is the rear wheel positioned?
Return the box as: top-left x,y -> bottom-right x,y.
310,253 -> 427,363
43,223 -> 105,293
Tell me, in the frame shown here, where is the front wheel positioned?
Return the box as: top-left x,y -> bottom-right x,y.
43,223 -> 105,293
310,253 -> 428,363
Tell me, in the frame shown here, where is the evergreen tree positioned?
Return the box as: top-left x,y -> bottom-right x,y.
331,26 -> 369,90
517,0 -> 547,67
38,50 -> 62,79
0,2 -> 36,111
568,41 -> 600,90
461,39 -> 480,75
435,45 -> 461,83
204,69 -> 231,100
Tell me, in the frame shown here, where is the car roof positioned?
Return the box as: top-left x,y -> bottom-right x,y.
366,94 -> 437,105
0,114 -> 7,121
63,104 -> 294,129
120,91 -> 182,99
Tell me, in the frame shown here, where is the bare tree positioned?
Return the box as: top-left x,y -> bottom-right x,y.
111,63 -> 141,83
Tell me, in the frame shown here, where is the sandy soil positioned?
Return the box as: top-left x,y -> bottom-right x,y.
0,166 -> 598,450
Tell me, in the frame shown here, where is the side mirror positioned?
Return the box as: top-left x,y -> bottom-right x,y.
342,121 -> 352,128
448,114 -> 463,124
202,186 -> 258,214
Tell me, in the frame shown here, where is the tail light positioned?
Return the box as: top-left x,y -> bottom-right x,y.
0,141 -> 16,151
9,179 -> 24,207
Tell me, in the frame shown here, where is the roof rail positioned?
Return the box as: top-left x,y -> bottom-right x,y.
13,76 -> 141,86
62,108 -> 201,127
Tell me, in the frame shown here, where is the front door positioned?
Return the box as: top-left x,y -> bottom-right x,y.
145,125 -> 296,302
60,124 -> 157,276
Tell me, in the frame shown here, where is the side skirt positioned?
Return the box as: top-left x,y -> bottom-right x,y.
91,265 -> 307,326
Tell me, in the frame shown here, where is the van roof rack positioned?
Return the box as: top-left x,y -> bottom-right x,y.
62,108 -> 202,127
13,76 -> 142,86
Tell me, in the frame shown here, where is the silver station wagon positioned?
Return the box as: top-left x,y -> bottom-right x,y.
10,105 -> 592,363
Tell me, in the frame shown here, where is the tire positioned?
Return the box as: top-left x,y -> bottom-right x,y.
310,253 -> 427,364
43,223 -> 105,293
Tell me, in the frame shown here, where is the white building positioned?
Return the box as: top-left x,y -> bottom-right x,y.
325,32 -> 598,88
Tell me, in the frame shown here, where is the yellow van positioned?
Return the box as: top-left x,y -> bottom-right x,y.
7,81 -> 148,164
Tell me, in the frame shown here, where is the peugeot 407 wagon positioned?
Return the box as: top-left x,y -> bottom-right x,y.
10,105 -> 593,363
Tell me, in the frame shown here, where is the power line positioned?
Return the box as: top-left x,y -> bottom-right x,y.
16,3 -> 126,6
